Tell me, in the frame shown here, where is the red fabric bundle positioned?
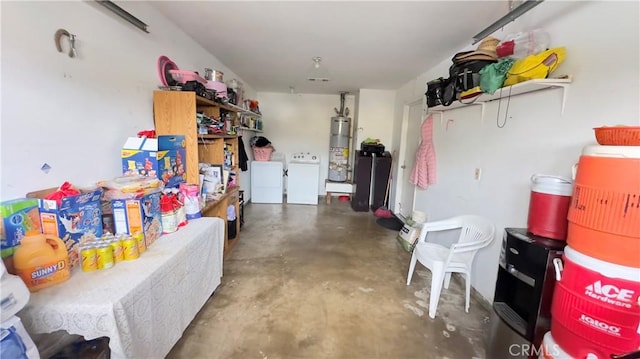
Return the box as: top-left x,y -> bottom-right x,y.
44,182 -> 80,206
137,130 -> 156,138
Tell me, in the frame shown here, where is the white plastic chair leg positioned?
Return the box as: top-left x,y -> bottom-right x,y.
428,267 -> 445,319
444,273 -> 452,289
406,252 -> 418,285
465,272 -> 471,313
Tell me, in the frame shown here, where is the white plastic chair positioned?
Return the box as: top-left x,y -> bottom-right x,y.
406,215 -> 495,319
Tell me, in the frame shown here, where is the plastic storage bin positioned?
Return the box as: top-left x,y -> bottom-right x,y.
253,146 -> 274,161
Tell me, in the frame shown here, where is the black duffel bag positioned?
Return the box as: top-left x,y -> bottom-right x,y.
425,77 -> 448,107
425,60 -> 495,108
425,36 -> 499,107
449,59 -> 496,95
425,77 -> 458,107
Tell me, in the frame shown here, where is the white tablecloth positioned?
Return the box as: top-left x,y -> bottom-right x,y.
19,217 -> 224,358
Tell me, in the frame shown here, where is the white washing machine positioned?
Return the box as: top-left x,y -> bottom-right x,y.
287,153 -> 320,205
251,161 -> 283,203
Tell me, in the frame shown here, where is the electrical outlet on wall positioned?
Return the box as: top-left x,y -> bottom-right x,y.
474,168 -> 482,181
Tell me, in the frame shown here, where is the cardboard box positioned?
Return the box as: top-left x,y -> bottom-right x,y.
30,188 -> 104,268
121,135 -> 186,188
112,192 -> 162,247
1,199 -> 41,258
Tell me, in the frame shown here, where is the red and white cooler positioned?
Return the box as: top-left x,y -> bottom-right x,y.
551,246 -> 640,358
539,332 -> 573,359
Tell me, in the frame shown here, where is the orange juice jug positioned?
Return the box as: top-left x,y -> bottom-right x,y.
13,231 -> 70,292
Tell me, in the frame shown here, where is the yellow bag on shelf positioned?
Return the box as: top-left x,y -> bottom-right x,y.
503,47 -> 566,87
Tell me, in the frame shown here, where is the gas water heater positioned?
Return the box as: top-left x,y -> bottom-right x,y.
328,92 -> 351,182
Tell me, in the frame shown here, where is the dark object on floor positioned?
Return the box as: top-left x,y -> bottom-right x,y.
50,337 -> 110,359
376,215 -> 404,231
228,219 -> 237,240
370,152 -> 392,211
351,151 -> 372,212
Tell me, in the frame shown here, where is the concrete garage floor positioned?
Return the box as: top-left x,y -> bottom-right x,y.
168,200 -> 491,359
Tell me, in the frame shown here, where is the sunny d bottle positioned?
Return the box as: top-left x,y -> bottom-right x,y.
13,231 -> 70,292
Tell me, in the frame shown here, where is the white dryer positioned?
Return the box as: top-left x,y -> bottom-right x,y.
287,153 -> 320,205
251,161 -> 283,203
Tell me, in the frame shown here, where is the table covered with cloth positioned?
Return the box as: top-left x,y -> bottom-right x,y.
19,217 -> 225,358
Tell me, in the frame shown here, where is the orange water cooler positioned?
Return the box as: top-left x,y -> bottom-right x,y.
567,145 -> 640,267
548,145 -> 640,359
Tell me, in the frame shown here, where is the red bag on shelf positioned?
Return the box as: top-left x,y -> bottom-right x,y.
44,182 -> 81,207
137,130 -> 156,138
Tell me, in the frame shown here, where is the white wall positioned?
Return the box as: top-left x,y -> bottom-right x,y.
255,90 -> 396,196
355,89 -> 396,150
255,92 -> 356,195
0,1 -> 256,199
392,1 -> 640,301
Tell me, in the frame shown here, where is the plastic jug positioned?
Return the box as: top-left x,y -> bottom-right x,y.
13,232 -> 70,292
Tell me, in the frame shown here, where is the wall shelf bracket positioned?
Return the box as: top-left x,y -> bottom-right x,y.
557,83 -> 569,116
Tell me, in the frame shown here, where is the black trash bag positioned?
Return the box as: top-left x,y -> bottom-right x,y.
50,337 -> 110,359
251,136 -> 272,148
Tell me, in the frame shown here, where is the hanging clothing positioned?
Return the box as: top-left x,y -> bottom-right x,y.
238,136 -> 249,171
410,115 -> 437,189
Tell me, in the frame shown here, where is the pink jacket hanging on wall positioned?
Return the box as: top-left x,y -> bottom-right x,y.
410,115 -> 436,189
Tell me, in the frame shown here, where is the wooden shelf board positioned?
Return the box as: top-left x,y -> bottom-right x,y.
428,77 -> 572,112
163,93 -> 260,117
223,103 -> 261,117
239,127 -> 263,133
195,96 -> 217,107
201,187 -> 239,214
198,134 -> 237,140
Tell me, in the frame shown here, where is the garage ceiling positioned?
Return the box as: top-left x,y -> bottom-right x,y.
150,1 -> 508,94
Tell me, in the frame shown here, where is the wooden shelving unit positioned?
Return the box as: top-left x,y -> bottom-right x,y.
153,90 -> 242,256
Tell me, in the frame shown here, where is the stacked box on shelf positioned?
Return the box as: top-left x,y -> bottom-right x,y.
121,135 -> 186,188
